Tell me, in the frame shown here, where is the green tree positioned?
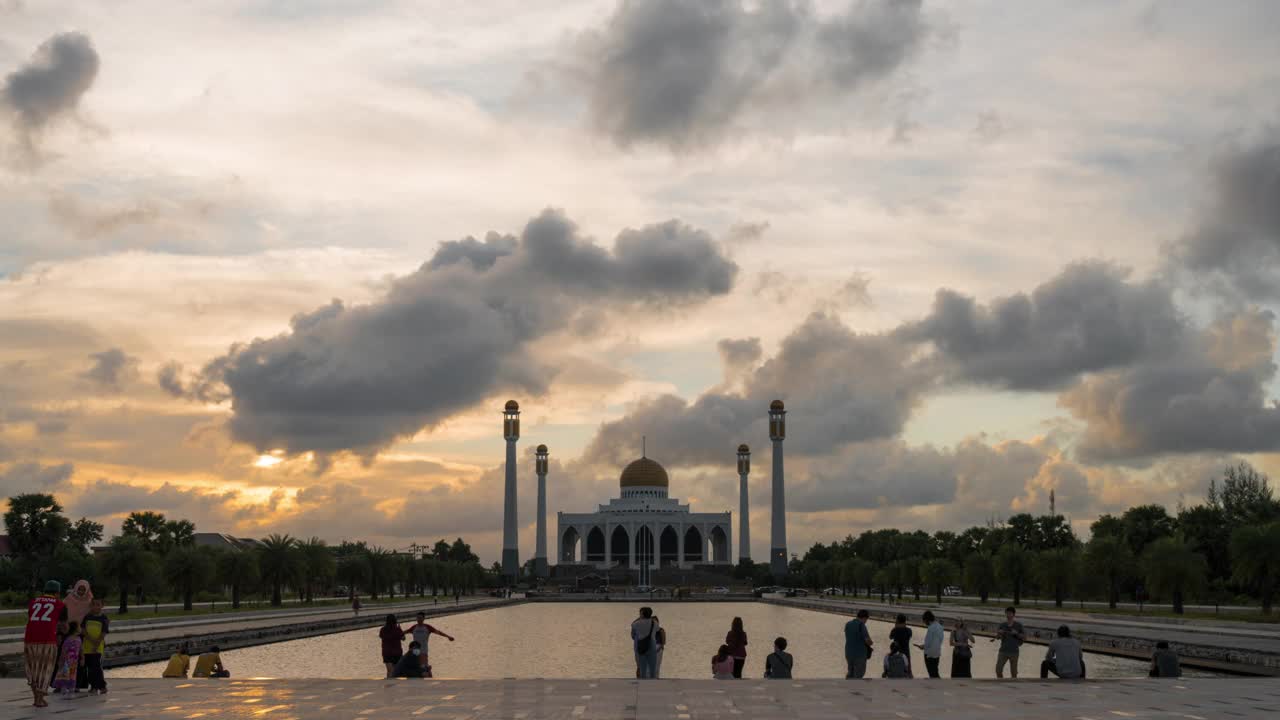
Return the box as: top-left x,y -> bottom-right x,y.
121,511 -> 168,551
216,548 -> 259,609
1090,514 -> 1124,539
337,552 -> 371,600
872,568 -> 891,602
1083,534 -> 1134,609
963,551 -> 997,603
1215,462 -> 1280,527
4,494 -> 73,595
1034,546 -> 1080,608
298,537 -> 336,602
67,517 -> 104,550
1142,535 -> 1208,614
900,557 -> 922,601
257,534 -> 299,606
854,559 -> 876,598
1230,521 -> 1280,614
367,547 -> 395,599
922,558 -> 959,603
1176,504 -> 1230,582
163,545 -> 215,611
996,543 -> 1032,605
1121,504 -> 1176,557
97,535 -> 156,614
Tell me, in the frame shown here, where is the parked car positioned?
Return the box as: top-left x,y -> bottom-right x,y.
636,585 -> 654,593
709,586 -> 730,594
943,585 -> 963,597
822,587 -> 841,595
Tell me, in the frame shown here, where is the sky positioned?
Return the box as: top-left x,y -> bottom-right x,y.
2,0 -> 1279,563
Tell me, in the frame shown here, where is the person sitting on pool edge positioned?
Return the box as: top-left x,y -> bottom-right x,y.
392,641 -> 429,678
764,637 -> 793,679
162,643 -> 191,678
192,646 -> 230,678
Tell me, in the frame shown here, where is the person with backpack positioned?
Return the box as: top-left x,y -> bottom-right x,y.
630,606 -> 660,679
882,642 -> 912,678
764,637 -> 793,679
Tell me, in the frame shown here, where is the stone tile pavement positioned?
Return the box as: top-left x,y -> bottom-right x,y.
2,677 -> 1278,719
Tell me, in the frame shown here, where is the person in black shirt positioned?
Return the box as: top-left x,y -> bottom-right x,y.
392,642 -> 428,678
888,614 -> 913,672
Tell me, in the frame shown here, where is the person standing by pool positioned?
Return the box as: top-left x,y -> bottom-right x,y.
51,621 -> 81,693
352,596 -> 362,616
994,607 -> 1025,678
652,615 -> 667,678
63,581 -> 94,628
725,617 -> 748,678
764,637 -> 793,679
23,580 -> 67,708
889,614 -> 913,671
631,606 -> 659,679
80,598 -> 109,694
408,611 -> 455,675
844,609 -> 873,679
949,619 -> 974,678
379,615 -> 410,678
915,611 -> 944,678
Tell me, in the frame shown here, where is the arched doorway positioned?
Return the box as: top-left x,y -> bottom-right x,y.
710,526 -> 729,563
684,526 -> 703,563
636,526 -> 655,585
586,527 -> 605,562
659,526 -> 679,567
611,526 -> 630,564
561,527 -> 580,563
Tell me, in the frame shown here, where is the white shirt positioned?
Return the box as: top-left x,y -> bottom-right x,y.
922,622 -> 945,658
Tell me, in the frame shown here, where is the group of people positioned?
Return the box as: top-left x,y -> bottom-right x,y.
21,580 -> 110,708
630,611 -> 794,680
378,611 -> 456,678
844,606 -> 1183,680
160,643 -> 230,678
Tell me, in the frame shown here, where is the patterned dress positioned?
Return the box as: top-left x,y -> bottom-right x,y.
51,636 -> 81,692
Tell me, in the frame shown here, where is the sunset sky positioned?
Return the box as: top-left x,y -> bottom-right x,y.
2,0 -> 1278,563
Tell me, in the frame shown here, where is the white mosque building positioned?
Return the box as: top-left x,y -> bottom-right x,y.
556,455 -> 733,574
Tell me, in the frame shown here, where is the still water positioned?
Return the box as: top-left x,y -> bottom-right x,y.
110,602 -> 1186,680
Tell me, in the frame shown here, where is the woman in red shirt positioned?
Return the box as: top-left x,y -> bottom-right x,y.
378,614 -> 411,677
24,581 -> 68,708
725,617 -> 748,679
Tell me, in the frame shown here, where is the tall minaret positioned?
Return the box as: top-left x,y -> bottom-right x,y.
534,444 -> 549,578
737,443 -> 751,564
502,400 -> 520,583
768,399 -> 788,580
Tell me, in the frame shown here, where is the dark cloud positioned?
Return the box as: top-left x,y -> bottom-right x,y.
1062,308 -> 1280,461
573,0 -> 927,149
81,348 -> 137,390
0,461 -> 74,496
900,262 -> 1185,390
426,232 -> 517,271
1174,136 -> 1280,300
585,311 -> 931,467
717,337 -> 762,374
180,209 -> 736,458
68,479 -> 239,521
788,439 -> 954,511
1,31 -> 99,156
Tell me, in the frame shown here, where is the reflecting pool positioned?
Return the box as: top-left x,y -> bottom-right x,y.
110,602 -> 1205,679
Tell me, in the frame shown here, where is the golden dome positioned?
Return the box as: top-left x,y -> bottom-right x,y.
769,399 -> 785,411
620,457 -> 668,488
737,443 -> 750,454
504,399 -> 520,412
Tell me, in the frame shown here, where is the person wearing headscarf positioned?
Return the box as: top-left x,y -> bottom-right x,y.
64,580 -> 94,625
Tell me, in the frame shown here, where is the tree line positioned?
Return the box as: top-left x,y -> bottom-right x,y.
1,496 -> 491,613
756,462 -> 1280,614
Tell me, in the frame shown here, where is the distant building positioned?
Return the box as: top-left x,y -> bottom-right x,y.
192,533 -> 264,551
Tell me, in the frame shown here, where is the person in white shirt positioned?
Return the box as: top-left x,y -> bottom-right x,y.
914,611 -> 945,678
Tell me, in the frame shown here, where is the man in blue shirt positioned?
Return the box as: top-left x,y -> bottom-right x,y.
844,609 -> 873,678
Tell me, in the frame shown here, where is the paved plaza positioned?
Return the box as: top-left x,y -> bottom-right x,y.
2,678 -> 1278,719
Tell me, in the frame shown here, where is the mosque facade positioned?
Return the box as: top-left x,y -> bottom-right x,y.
556,456 -> 733,571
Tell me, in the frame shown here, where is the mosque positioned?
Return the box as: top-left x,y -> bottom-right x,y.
499,399 -> 789,585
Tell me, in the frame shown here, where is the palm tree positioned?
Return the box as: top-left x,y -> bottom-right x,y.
996,543 -> 1032,605
216,548 -> 259,609
298,537 -> 336,603
1034,546 -> 1080,608
97,535 -> 155,614
337,553 -> 372,601
1142,535 -> 1208,614
1084,535 -> 1134,609
257,534 -> 299,606
872,568 -> 891,602
367,547 -> 395,599
1230,521 -> 1280,614
963,551 -> 996,602
922,558 -> 959,603
163,545 -> 215,611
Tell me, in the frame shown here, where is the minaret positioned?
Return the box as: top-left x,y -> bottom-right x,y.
502,400 -> 520,583
534,444 -> 549,578
737,444 -> 751,564
768,399 -> 788,580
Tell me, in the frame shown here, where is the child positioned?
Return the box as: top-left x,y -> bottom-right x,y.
712,644 -> 735,679
764,637 -> 793,679
80,598 -> 109,694
51,622 -> 81,693
162,643 -> 191,678
882,642 -> 912,679
192,646 -> 230,678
